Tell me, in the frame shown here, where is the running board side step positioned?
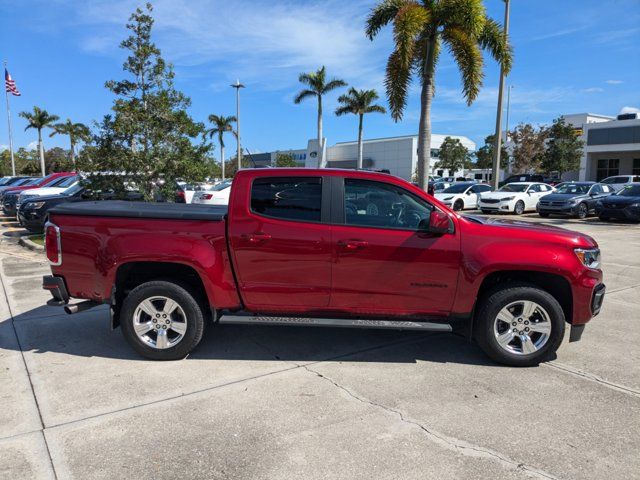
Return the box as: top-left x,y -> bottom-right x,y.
219,314 -> 452,332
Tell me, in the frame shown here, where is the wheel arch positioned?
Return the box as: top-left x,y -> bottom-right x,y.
112,261 -> 212,329
473,270 -> 573,333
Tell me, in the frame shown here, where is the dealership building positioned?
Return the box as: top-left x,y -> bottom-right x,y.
251,133 -> 477,181
563,112 -> 640,181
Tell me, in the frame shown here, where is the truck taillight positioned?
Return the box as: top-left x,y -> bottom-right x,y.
45,222 -> 62,266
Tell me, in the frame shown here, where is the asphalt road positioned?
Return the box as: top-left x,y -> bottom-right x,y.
0,212 -> 639,480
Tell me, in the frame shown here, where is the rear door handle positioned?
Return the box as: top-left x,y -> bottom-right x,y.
241,232 -> 272,243
337,239 -> 368,250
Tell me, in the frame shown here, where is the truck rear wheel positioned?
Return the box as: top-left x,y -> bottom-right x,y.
474,284 -> 565,367
120,280 -> 205,360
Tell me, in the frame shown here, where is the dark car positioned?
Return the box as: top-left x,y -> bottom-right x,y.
499,173 -> 545,187
537,182 -> 615,219
596,184 -> 640,222
18,184 -> 144,233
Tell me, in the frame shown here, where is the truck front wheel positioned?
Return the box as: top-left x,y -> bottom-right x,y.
474,284 -> 565,367
120,280 -> 205,360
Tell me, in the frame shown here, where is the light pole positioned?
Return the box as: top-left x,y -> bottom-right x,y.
231,79 -> 245,173
491,0 -> 510,190
505,85 -> 513,173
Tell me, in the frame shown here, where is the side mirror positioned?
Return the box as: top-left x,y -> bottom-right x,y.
418,210 -> 451,235
466,190 -> 472,195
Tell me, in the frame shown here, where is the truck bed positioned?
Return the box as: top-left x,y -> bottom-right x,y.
49,201 -> 228,221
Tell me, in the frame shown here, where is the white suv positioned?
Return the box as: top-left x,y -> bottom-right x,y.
601,175 -> 640,192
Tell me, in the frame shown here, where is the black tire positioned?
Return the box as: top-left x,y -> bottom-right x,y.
599,215 -> 610,221
514,200 -> 525,215
539,212 -> 550,218
576,203 -> 588,219
481,209 -> 491,214
474,283 -> 565,367
453,200 -> 464,211
120,280 -> 205,360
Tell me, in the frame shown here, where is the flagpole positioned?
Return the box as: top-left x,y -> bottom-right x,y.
4,61 -> 16,176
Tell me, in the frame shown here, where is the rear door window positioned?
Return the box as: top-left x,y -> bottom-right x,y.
251,177 -> 322,223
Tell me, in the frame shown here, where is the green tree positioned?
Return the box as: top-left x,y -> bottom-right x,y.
366,0 -> 512,190
294,66 -> 346,167
49,119 -> 90,168
18,106 -> 59,176
274,152 -> 298,167
510,123 -> 547,173
45,147 -> 73,173
541,117 -> 584,179
435,136 -> 472,175
206,114 -> 236,181
475,134 -> 508,169
84,2 -> 210,200
335,88 -> 386,169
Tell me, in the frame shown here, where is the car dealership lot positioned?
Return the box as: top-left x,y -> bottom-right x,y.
0,213 -> 638,479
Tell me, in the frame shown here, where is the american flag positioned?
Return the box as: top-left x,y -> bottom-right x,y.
5,68 -> 21,96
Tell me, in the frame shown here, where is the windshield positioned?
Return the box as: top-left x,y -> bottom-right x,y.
212,181 -> 231,191
0,177 -> 12,186
24,178 -> 43,186
63,183 -> 83,196
617,185 -> 640,197
555,184 -> 590,194
442,183 -> 473,194
53,176 -> 77,188
498,184 -> 528,193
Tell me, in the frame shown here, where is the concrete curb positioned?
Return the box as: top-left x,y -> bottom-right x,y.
18,235 -> 45,252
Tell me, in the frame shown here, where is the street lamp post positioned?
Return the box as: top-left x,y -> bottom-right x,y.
231,80 -> 245,173
491,0 -> 510,190
505,84 -> 514,173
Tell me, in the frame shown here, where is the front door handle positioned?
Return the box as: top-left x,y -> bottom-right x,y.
241,232 -> 272,243
337,239 -> 368,250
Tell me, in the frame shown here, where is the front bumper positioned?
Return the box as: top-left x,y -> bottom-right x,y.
537,203 -> 578,215
43,275 -> 70,305
17,209 -> 46,230
596,205 -> 640,221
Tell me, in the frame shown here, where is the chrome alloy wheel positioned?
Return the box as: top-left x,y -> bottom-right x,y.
493,300 -> 552,355
133,296 -> 188,349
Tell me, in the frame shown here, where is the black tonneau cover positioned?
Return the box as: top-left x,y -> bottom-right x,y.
49,201 -> 227,221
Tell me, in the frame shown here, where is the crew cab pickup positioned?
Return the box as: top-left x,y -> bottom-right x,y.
42,169 -> 605,366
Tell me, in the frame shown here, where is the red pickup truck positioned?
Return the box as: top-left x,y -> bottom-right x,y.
42,168 -> 605,366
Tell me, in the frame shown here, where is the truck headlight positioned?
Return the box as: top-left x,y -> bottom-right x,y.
501,196 -> 515,202
574,248 -> 601,269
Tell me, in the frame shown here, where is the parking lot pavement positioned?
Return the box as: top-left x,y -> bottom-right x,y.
0,213 -> 639,479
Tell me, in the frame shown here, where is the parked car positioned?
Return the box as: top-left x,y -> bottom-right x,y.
0,177 -> 37,197
42,168 -> 605,367
191,180 -> 232,205
434,182 -> 492,211
499,174 -> 545,187
18,184 -> 143,233
175,182 -> 196,203
479,182 -> 554,215
1,172 -> 75,215
596,184 -> 640,222
427,180 -> 453,195
600,175 -> 640,192
16,175 -> 79,214
537,182 -> 616,219
0,176 -> 31,187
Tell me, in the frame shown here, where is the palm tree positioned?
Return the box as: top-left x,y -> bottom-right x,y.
19,107 -> 60,176
335,88 -> 386,169
294,66 -> 346,167
206,115 -> 237,180
366,0 -> 512,190
50,119 -> 90,169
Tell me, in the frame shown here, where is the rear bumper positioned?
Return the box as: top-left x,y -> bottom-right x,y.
42,275 -> 70,305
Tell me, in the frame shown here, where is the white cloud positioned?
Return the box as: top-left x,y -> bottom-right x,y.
26,141 -> 38,151
65,0 -> 386,91
581,87 -> 604,93
605,79 -> 623,84
531,26 -> 588,42
619,106 -> 640,115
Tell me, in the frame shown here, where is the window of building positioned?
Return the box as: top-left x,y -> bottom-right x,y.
251,177 -> 322,222
596,159 -> 620,181
344,179 -> 432,230
633,159 -> 640,175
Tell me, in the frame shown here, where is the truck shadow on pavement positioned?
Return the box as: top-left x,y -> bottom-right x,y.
7,306 -> 502,367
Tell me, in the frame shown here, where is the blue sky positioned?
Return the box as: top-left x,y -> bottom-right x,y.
1,0 -> 639,154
